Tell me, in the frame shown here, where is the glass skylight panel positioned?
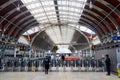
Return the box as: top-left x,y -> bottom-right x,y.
59,11 -> 68,15
76,25 -> 80,28
27,3 -> 40,9
68,24 -> 76,27
31,8 -> 44,13
21,0 -> 36,3
69,7 -> 76,12
86,29 -> 93,33
40,19 -> 49,23
34,14 -> 42,18
59,7 -> 69,11
67,28 -> 75,43
79,26 -> 95,34
60,20 -> 68,23
49,20 -> 57,23
60,17 -> 78,22
68,19 -> 77,23
31,9 -> 41,14
46,12 -> 55,15
41,1 -> 54,6
48,16 -> 56,18
41,1 -> 49,6
69,12 -> 74,16
54,26 -> 62,43
44,7 -> 54,11
39,25 -> 45,29
58,1 -> 68,5
23,32 -> 27,35
71,1 -> 77,6
45,27 -> 57,43
35,13 -> 46,18
23,26 -> 41,35
32,27 -> 39,31
46,13 -> 57,23
61,26 -> 67,43
37,17 -> 47,21
28,30 -> 33,34
80,26 -> 87,31
48,17 -> 57,22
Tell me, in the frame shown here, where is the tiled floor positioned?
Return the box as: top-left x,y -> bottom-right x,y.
0,71 -> 119,80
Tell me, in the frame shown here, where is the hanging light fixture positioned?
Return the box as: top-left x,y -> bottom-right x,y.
89,0 -> 94,9
16,0 -> 20,11
1,28 -> 5,38
89,1 -> 93,9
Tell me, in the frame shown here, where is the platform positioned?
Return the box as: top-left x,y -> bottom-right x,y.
0,72 -> 119,80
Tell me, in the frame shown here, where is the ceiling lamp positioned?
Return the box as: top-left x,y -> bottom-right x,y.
89,0 -> 94,9
89,1 -> 93,9
16,0 -> 20,11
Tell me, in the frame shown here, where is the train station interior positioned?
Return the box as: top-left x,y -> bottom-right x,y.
0,0 -> 120,80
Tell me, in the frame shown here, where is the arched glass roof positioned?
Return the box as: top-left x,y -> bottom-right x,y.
21,0 -> 96,49
23,25 -> 96,49
21,0 -> 87,25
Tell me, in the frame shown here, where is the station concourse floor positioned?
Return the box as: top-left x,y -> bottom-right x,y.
0,71 -> 119,80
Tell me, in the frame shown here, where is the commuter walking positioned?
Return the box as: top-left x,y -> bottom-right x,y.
61,54 -> 65,67
61,54 -> 65,61
43,56 -> 50,74
105,54 -> 111,76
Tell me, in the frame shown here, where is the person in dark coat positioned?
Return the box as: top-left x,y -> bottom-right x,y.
61,54 -> 65,61
105,54 -> 111,75
43,56 -> 50,74
0,59 -> 2,69
61,54 -> 65,67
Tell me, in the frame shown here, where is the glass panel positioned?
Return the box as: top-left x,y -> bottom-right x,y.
23,26 -> 41,35
21,0 -> 36,3
27,3 -> 41,9
45,26 -> 75,48
78,26 -> 96,34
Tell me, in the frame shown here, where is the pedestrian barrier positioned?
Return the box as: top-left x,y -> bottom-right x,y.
2,59 -> 105,72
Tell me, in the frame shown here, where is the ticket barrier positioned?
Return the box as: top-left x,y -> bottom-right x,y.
6,60 -> 14,71
97,60 -> 104,72
33,60 -> 40,71
86,60 -> 91,71
63,61 -> 66,71
70,60 -> 77,71
69,61 -> 73,71
13,60 -> 20,71
50,60 -> 59,71
41,60 -> 45,71
21,61 -> 26,71
0,62 -> 3,71
13,59 -> 104,72
90,59 -> 96,71
79,60 -> 83,71
82,60 -> 87,71
56,60 -> 59,71
76,60 -> 81,71
28,60 -> 32,71
39,60 -> 43,71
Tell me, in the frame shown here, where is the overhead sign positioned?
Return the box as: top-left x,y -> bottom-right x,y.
20,46 -> 26,51
112,36 -> 120,40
